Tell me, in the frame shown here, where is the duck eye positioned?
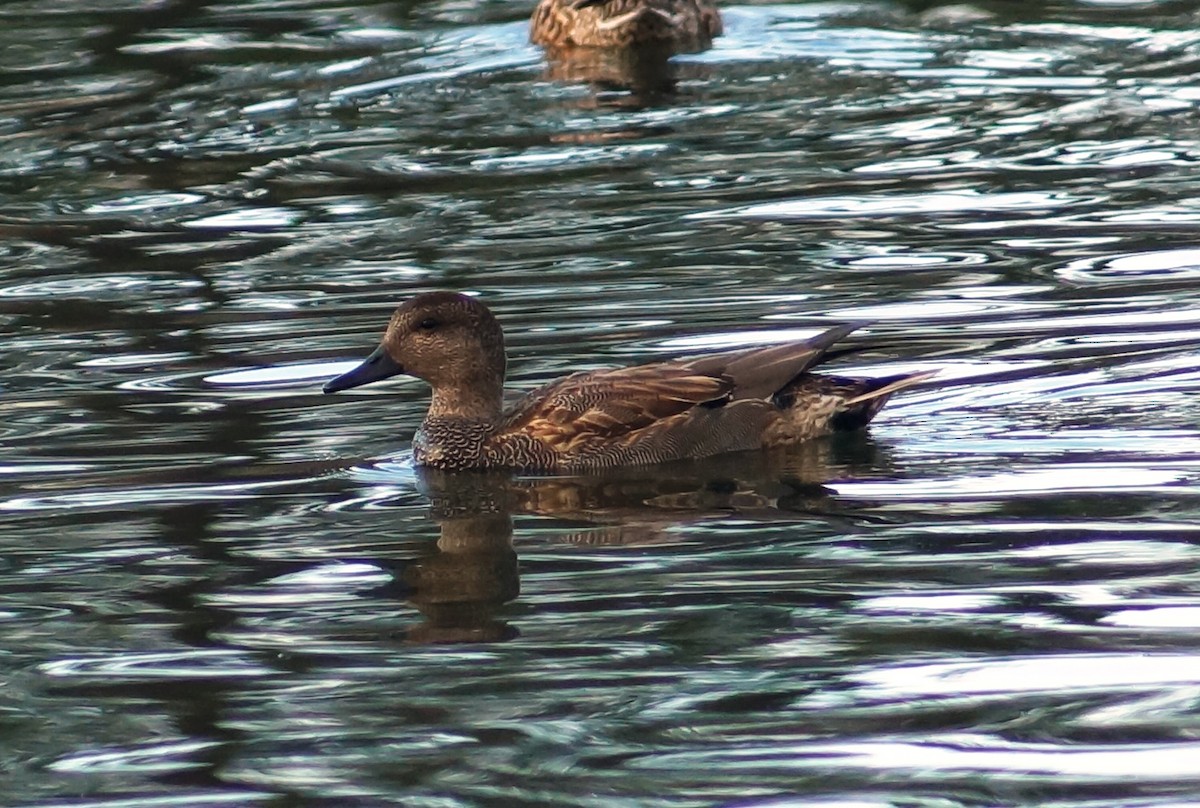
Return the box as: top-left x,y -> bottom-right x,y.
417,317 -> 440,331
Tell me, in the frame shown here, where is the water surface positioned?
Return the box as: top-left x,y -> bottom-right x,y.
4,0 -> 1200,805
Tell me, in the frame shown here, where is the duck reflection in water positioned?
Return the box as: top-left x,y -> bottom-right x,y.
539,46 -> 685,106
393,437 -> 893,644
398,506 -> 520,644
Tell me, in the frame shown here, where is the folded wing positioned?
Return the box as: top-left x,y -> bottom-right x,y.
676,322 -> 867,400
502,323 -> 867,453
504,365 -> 733,451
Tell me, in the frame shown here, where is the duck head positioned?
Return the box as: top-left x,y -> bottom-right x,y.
323,292 -> 508,419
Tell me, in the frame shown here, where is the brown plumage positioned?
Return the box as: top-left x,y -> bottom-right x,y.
323,292 -> 935,473
530,0 -> 722,51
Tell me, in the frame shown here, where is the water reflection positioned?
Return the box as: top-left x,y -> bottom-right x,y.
540,45 -> 683,107
419,444 -> 848,534
395,439 -> 887,643
10,0 -> 1200,805
400,504 -> 519,645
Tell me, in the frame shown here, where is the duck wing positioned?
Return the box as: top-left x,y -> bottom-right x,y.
502,365 -> 733,451
676,322 -> 868,401
499,323 -> 868,457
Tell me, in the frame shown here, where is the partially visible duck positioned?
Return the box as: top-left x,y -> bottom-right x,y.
323,292 -> 934,472
530,0 -> 722,51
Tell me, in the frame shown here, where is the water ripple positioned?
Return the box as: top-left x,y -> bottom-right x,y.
691,190 -> 1091,220
7,1 -> 1200,806
40,650 -> 275,680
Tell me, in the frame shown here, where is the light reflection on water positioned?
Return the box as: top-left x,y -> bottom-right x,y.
692,190 -> 1090,219
4,0 -> 1200,806
636,736 -> 1200,779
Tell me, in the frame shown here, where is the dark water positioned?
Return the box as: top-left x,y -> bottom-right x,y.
6,0 -> 1200,804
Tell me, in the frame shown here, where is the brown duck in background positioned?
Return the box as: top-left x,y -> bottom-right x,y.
530,0 -> 722,51
323,292 -> 935,473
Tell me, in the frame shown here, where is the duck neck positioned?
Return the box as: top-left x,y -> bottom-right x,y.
426,381 -> 504,425
415,383 -> 505,470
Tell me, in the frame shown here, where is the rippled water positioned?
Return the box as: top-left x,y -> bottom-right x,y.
5,0 -> 1200,805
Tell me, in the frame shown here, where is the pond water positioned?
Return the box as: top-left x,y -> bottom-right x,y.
5,0 -> 1200,805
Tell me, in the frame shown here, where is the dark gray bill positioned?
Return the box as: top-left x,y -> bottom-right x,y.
323,345 -> 405,393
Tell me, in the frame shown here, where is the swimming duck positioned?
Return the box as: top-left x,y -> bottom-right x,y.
323,292 -> 934,472
530,0 -> 722,51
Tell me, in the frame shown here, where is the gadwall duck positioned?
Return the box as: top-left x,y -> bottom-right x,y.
323,292 -> 934,472
530,0 -> 722,51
